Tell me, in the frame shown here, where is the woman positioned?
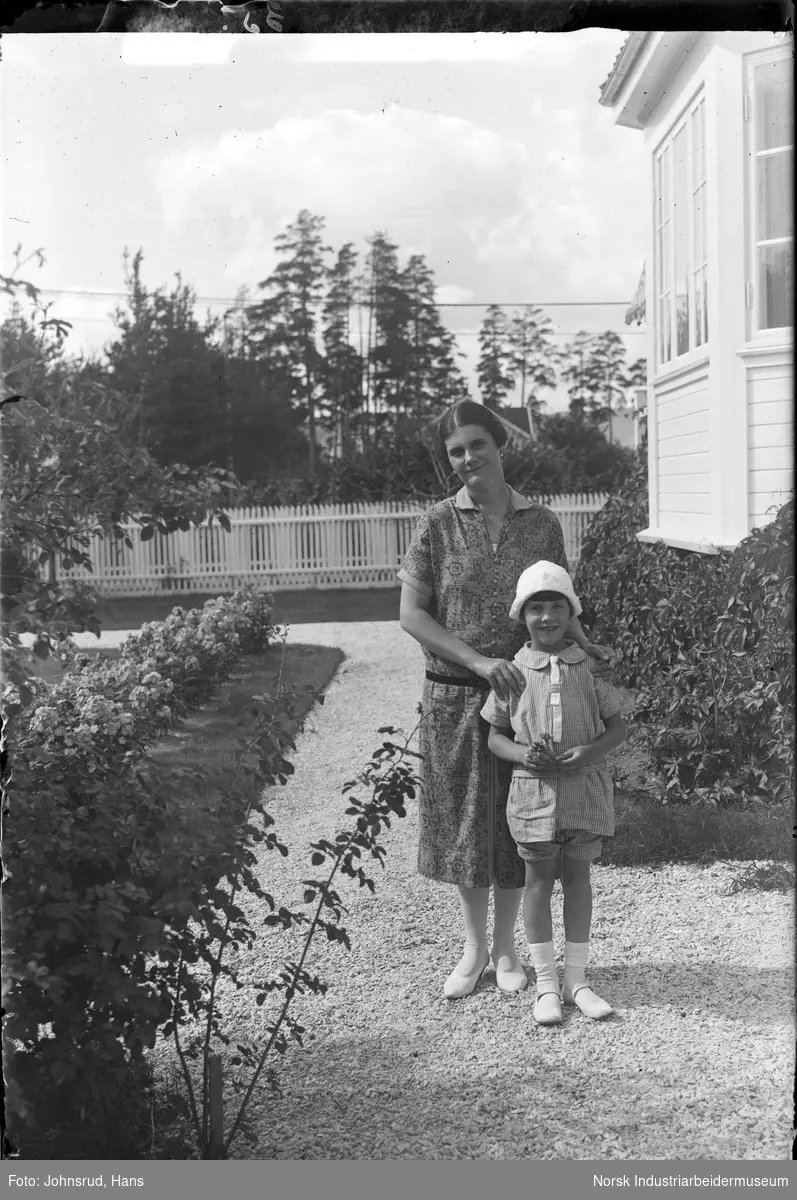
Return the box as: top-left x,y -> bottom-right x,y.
398,400 -> 611,999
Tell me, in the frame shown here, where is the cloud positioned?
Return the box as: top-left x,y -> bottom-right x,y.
153,92 -> 647,403
156,95 -> 645,298
435,284 -> 474,305
155,105 -> 532,282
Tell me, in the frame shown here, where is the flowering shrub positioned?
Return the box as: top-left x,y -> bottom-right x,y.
13,587 -> 276,777
635,499 -> 794,806
577,460 -> 794,808
3,586 -> 282,1118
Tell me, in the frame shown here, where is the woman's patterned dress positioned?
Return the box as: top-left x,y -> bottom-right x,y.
398,486 -> 569,889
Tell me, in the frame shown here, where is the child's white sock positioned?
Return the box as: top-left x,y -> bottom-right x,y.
528,941 -> 559,995
563,940 -> 613,1019
528,941 -> 562,1024
563,940 -> 589,992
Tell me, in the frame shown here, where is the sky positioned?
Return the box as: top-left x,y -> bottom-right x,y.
2,30 -> 649,413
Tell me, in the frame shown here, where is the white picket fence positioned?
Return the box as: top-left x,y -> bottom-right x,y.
53,494 -> 607,596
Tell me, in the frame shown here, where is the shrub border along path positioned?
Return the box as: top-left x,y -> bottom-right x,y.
153,620 -> 794,1161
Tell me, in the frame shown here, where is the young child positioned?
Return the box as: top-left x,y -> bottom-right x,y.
480,561 -> 626,1026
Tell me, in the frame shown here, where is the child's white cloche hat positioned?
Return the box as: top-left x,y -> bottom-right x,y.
509,560 -> 583,623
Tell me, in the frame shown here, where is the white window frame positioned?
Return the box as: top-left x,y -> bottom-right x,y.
653,88 -> 709,377
744,45 -> 793,341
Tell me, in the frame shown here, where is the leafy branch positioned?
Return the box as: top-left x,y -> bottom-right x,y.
222,721 -> 421,1156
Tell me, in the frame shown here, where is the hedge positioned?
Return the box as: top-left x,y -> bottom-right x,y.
576,459 -> 794,807
3,586 -> 291,1119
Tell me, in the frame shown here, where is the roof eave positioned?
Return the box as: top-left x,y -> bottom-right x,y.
598,31 -> 653,108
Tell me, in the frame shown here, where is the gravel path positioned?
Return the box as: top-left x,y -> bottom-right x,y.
190,622 -> 794,1160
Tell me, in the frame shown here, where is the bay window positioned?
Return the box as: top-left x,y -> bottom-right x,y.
654,93 -> 708,369
747,51 -> 793,334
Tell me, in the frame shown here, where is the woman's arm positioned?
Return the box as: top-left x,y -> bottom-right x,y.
566,614 -> 590,649
566,613 -> 615,673
399,582 -> 524,702
568,614 -> 607,656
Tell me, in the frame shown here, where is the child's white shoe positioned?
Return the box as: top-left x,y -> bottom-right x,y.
533,992 -> 563,1025
562,983 -> 614,1020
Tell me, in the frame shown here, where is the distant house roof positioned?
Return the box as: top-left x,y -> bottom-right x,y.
598,32 -> 652,106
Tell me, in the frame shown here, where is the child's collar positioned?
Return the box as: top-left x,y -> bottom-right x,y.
516,641 -> 588,670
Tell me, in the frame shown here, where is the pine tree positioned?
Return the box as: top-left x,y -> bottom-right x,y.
363,232 -> 413,445
624,356 -> 648,395
589,331 -> 630,442
477,304 -> 514,411
247,210 -> 330,474
506,306 -> 558,437
322,243 -> 364,457
401,254 -> 469,438
560,330 -> 599,428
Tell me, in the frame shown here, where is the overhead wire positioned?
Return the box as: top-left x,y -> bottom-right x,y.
35,287 -> 635,308
54,313 -> 645,336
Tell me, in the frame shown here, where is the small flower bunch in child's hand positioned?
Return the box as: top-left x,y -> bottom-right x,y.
524,733 -> 561,775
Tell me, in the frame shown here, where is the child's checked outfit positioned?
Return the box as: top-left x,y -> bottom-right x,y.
480,643 -> 622,855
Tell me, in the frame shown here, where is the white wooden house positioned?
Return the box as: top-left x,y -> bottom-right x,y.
600,31 -> 793,552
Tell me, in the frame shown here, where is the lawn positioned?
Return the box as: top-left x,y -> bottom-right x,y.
95,588 -> 401,631
145,640 -> 345,804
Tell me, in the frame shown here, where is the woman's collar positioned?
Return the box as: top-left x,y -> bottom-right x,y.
454,485 -> 535,511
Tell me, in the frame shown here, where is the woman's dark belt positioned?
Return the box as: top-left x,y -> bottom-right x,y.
425,671 -> 490,690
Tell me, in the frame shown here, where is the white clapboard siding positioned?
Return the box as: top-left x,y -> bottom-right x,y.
50,494 -> 607,596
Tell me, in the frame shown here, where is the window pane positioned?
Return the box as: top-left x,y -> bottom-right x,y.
662,145 -> 672,212
659,296 -> 672,364
756,149 -> 792,240
758,241 -> 794,329
673,127 -> 690,355
693,185 -> 704,264
694,269 -> 704,348
754,58 -> 793,151
655,155 -> 663,224
703,273 -> 709,343
692,101 -> 706,187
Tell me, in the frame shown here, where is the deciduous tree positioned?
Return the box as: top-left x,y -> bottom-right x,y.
106,250 -> 225,467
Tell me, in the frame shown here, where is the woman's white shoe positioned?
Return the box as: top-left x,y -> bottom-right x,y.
443,950 -> 490,999
491,950 -> 528,993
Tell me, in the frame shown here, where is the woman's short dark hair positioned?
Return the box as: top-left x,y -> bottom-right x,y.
437,401 -> 508,458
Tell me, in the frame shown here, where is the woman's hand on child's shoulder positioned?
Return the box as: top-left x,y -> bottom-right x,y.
475,656 -> 526,701
584,643 -> 616,678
